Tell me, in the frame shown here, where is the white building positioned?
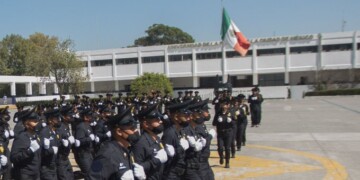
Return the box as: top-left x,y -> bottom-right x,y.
76,31 -> 360,93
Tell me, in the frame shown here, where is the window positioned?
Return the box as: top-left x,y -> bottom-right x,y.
142,56 -> 165,63
196,52 -> 222,60
91,59 -> 112,67
257,48 -> 285,56
322,43 -> 352,52
226,50 -> 253,58
83,62 -> 88,67
116,58 -> 138,65
259,73 -> 284,86
357,43 -> 360,50
169,54 -> 192,62
290,46 -> 318,54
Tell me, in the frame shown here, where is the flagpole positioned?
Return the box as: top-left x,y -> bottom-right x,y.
221,7 -> 227,84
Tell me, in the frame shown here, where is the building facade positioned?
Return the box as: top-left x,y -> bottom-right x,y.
75,31 -> 359,93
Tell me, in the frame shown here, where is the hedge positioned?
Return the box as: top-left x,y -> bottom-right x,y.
305,88 -> 360,96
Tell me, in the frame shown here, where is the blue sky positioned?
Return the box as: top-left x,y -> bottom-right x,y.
1,0 -> 359,51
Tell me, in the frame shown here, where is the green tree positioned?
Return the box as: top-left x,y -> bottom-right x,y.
130,72 -> 173,95
134,24 -> 195,46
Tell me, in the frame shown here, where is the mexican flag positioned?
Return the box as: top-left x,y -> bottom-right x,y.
221,8 -> 250,56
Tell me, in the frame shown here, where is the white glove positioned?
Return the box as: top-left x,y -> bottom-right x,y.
0,155 -> 7,166
179,138 -> 189,151
187,136 -> 196,147
75,140 -> 81,147
44,138 -> 50,149
200,137 -> 207,147
62,139 -> 69,147
208,129 -> 216,138
95,136 -> 100,143
227,117 -> 232,123
235,110 -> 240,116
165,144 -> 175,157
133,163 -> 146,180
14,117 -> 18,123
42,122 -> 47,127
89,134 -> 95,141
52,146 -> 58,154
194,140 -> 204,152
154,149 -> 168,163
163,114 -> 169,120
4,130 -> 9,138
68,136 -> 75,144
29,140 -> 40,152
121,170 -> 134,180
9,130 -> 14,137
106,131 -> 111,138
218,117 -> 223,122
215,99 -> 219,103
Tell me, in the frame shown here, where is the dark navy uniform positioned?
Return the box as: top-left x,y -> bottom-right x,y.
132,131 -> 164,180
11,131 -> 41,180
182,125 -> 203,180
161,124 -> 186,180
56,123 -> 74,180
74,121 -> 94,174
195,124 -> 214,180
248,88 -> 264,126
87,141 -> 134,180
39,126 -> 60,180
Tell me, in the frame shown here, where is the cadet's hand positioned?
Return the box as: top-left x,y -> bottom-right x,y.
218,117 -> 223,122
155,149 -> 168,163
121,170 -> 134,180
89,134 -> 95,141
52,146 -> 58,154
62,139 -> 69,147
165,144 -> 175,157
29,140 -> 40,152
180,138 -> 189,150
226,117 -> 232,123
208,129 -> 216,138
44,138 -> 50,149
163,114 -> 169,120
4,130 -> 9,138
14,117 -> 18,123
9,130 -> 14,137
95,136 -> 100,143
68,136 -> 75,144
133,163 -> 146,180
187,136 -> 196,147
200,137 -> 207,147
235,110 -> 240,116
106,131 -> 111,138
42,122 -> 47,127
194,139 -> 204,152
75,140 -> 81,147
0,155 -> 7,166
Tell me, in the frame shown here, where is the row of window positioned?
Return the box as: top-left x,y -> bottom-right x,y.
89,43 -> 359,66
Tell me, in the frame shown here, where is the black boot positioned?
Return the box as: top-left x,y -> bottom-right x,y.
220,156 -> 224,165
225,159 -> 230,168
231,153 -> 235,158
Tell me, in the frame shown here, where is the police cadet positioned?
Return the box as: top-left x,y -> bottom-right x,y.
193,91 -> 202,103
57,105 -> 76,180
93,105 -> 112,153
161,101 -> 191,180
212,90 -> 223,116
236,94 -> 249,150
0,106 -> 12,179
87,107 -> 146,180
59,96 -> 67,107
190,99 -> 216,180
248,87 -> 264,127
212,100 -> 235,168
11,108 -> 42,180
172,91 -> 183,104
133,103 -> 168,180
39,108 -> 62,180
97,95 -> 104,106
116,93 -> 126,114
74,108 -> 96,175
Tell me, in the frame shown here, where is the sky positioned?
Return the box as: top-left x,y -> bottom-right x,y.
1,0 -> 359,51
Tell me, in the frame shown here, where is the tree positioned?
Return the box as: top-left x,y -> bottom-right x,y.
130,72 -> 173,95
134,24 -> 195,46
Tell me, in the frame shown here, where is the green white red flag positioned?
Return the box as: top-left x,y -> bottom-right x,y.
221,8 -> 250,56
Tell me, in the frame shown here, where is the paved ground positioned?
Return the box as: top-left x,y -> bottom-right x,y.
207,95 -> 360,180
6,95 -> 360,179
